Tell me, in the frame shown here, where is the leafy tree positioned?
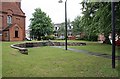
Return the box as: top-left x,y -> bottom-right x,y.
29,8 -> 53,40
79,1 -> 120,41
72,16 -> 83,35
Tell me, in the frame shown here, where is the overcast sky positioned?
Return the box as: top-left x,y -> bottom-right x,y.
21,0 -> 83,29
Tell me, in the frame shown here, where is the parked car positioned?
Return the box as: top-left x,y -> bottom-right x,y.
25,38 -> 32,41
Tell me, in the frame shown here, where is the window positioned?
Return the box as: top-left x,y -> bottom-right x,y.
55,33 -> 58,36
14,27 -> 19,38
55,27 -> 57,30
7,15 -> 12,26
69,26 -> 71,29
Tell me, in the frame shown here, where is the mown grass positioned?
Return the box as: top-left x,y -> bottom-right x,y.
2,41 -> 119,77
29,39 -> 96,43
52,40 -> 96,43
69,42 -> 120,56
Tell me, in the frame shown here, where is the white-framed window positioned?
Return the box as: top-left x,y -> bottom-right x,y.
55,27 -> 57,30
7,15 -> 12,25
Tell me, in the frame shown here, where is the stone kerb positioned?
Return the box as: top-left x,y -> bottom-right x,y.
11,42 -> 86,54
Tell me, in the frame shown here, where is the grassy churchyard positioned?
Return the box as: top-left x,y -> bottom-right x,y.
2,41 -> 120,77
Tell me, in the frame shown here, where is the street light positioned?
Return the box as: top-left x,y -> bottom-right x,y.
111,1 -> 116,69
58,0 -> 68,50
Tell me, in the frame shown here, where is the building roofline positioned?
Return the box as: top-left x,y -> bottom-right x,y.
0,11 -> 26,17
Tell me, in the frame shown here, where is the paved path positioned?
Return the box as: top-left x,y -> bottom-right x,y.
52,46 -> 120,60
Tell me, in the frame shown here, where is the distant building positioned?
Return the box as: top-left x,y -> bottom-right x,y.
54,23 -> 61,37
0,1 -> 26,41
53,23 -> 73,39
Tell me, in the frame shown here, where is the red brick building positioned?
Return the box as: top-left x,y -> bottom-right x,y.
0,1 -> 25,41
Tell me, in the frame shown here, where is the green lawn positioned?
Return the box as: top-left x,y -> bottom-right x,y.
29,39 -> 96,43
52,40 -> 97,43
53,40 -> 119,56
69,43 -> 120,56
2,41 -> 120,77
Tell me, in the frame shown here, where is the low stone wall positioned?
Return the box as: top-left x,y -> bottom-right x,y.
11,44 -> 28,55
11,41 -> 86,54
15,42 -> 86,48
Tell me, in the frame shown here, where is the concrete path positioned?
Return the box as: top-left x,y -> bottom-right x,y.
52,46 -> 120,60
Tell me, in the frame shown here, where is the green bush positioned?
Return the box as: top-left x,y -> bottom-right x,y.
88,35 -> 98,41
76,35 -> 98,41
42,35 -> 55,40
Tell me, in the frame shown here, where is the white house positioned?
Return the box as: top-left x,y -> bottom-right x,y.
53,22 -> 73,38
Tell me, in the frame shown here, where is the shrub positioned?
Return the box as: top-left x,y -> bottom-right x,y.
88,35 -> 98,41
42,35 -> 55,40
76,35 -> 98,41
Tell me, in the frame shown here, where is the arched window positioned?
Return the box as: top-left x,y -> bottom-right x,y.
14,27 -> 19,38
7,15 -> 12,26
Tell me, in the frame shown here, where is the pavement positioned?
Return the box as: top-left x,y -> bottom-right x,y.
51,46 -> 120,60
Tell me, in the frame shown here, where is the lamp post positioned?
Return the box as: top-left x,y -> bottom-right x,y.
58,0 -> 68,50
111,1 -> 116,68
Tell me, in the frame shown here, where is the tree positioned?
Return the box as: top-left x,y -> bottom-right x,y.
29,8 -> 53,40
79,1 -> 120,41
72,16 -> 83,35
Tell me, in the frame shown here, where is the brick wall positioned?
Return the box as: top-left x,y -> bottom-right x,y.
1,2 -> 25,41
0,35 -> 2,41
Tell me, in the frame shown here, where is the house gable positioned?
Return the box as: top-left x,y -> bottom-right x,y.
1,2 -> 25,17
